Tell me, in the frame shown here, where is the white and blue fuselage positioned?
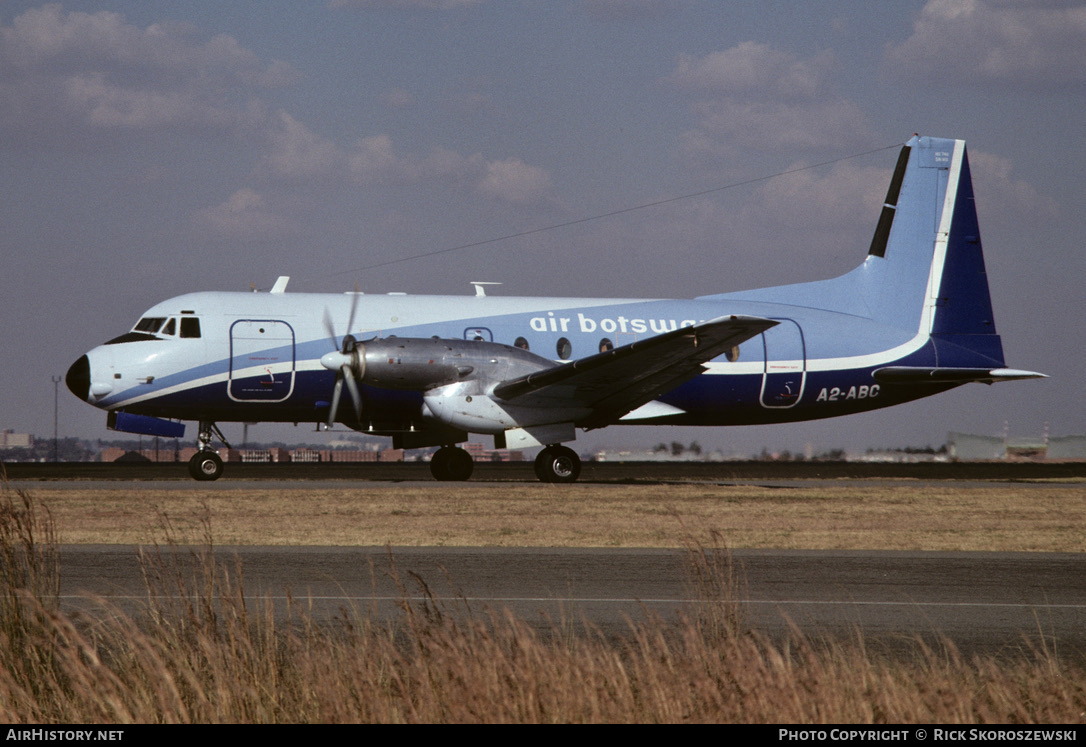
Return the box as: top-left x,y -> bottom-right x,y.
66,136 -> 1043,482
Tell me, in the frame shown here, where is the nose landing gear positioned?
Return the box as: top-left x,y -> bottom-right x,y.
188,450 -> 224,481
187,421 -> 231,481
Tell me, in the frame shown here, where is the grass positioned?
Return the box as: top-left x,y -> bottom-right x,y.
27,482 -> 1086,551
1,482 -> 1085,723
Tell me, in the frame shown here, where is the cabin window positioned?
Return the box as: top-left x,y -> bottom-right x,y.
514,337 -> 530,351
725,345 -> 740,362
556,337 -> 572,360
180,317 -> 201,339
599,338 -> 613,353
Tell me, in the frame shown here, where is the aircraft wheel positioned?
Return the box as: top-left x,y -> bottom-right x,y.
430,446 -> 474,481
188,451 -> 224,481
534,445 -> 581,484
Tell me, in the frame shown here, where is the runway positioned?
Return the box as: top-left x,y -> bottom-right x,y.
16,461 -> 1085,660
9,460 -> 1086,483
58,545 -> 1086,660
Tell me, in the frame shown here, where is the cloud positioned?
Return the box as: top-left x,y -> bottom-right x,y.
0,5 -> 296,145
885,0 -> 1086,90
263,111 -> 345,180
968,149 -> 1058,220
666,42 -> 873,157
60,72 -> 267,132
193,188 -> 293,240
347,134 -> 431,182
477,158 -> 554,204
346,134 -> 555,205
741,160 -> 888,235
383,87 -> 417,109
670,42 -> 836,100
686,98 -> 872,153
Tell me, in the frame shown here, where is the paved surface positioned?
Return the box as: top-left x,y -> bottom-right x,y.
58,545 -> 1086,661
9,460 -> 1086,482
15,461 -> 1084,660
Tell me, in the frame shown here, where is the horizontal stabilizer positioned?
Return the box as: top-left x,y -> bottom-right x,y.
494,314 -> 776,427
873,367 -> 1047,385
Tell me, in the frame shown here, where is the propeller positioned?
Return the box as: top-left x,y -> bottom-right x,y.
320,286 -> 365,427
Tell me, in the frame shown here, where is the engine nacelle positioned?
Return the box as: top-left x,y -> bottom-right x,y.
422,382 -> 592,434
323,336 -> 582,432
358,337 -> 552,391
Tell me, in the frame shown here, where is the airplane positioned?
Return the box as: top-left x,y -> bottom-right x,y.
65,135 -> 1044,483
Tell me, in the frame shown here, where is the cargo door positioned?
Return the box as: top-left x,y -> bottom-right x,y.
228,320 -> 296,402
760,318 -> 806,409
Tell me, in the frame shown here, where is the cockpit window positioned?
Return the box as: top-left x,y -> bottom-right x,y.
134,317 -> 166,333
180,317 -> 201,338
161,318 -> 176,336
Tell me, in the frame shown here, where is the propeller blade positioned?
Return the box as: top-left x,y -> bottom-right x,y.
323,307 -> 339,352
343,283 -> 361,352
343,366 -> 362,421
328,376 -> 344,428
325,284 -> 361,353
324,283 -> 364,428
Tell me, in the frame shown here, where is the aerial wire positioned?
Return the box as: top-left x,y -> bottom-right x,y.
298,142 -> 902,286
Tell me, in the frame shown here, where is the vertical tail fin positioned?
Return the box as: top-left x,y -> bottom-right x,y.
703,135 -> 1006,367
859,136 -> 1004,365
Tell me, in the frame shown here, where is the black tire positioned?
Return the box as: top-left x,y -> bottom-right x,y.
534,445 -> 581,484
430,446 -> 474,481
429,447 -> 450,480
188,451 -> 224,481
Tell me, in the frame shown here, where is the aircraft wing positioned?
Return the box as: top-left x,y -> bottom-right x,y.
493,315 -> 777,428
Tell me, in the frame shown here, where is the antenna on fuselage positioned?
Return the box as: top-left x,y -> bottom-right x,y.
470,281 -> 501,297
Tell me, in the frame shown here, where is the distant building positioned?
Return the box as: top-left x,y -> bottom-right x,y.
1,430 -> 33,448
225,448 -> 291,463
948,432 -> 1019,461
592,449 -> 720,462
1047,436 -> 1086,460
427,443 -> 524,463
948,432 -> 1086,461
102,444 -> 183,463
851,450 -> 947,463
328,450 -> 378,462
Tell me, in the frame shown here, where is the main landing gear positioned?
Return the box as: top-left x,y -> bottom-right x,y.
429,445 -> 474,481
534,445 -> 581,484
187,421 -> 231,481
429,443 -> 581,483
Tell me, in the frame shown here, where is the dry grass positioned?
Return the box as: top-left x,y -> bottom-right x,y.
30,482 -> 1086,551
1,486 -> 1084,723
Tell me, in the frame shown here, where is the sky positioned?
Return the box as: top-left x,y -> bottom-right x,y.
2,0 -> 1083,456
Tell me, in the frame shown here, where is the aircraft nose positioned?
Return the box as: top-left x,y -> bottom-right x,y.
66,355 -> 91,402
